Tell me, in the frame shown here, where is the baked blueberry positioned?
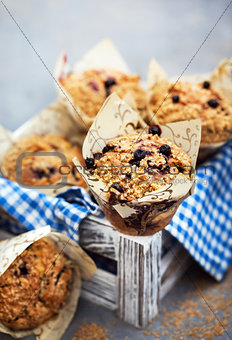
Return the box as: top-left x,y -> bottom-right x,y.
102,145 -> 114,154
208,99 -> 219,108
172,95 -> 179,103
93,152 -> 103,160
85,157 -> 95,169
48,167 -> 56,175
111,183 -> 124,193
89,81 -> 99,91
159,144 -> 171,156
129,158 -> 141,167
149,125 -> 161,136
134,149 -> 146,161
19,262 -> 28,276
32,168 -> 46,179
104,77 -> 117,88
162,165 -> 170,174
203,81 -> 210,89
104,77 -> 117,97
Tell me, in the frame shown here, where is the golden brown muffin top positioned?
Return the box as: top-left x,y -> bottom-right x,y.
149,80 -> 232,144
0,237 -> 72,331
85,128 -> 192,202
60,69 -> 147,118
1,135 -> 86,188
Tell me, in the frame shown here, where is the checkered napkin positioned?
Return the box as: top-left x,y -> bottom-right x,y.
0,179 -> 102,242
0,141 -> 231,280
166,140 -> 232,281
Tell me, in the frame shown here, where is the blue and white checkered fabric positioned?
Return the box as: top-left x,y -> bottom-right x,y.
166,140 -> 232,281
0,140 -> 231,281
0,178 -> 103,243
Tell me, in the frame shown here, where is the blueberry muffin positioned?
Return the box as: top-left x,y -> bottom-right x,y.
0,237 -> 72,331
149,80 -> 232,144
1,135 -> 86,187
84,126 -> 192,235
59,69 -> 147,119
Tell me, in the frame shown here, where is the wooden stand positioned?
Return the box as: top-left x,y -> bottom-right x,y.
80,215 -> 191,328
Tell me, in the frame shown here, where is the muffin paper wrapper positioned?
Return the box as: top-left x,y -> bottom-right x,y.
0,100 -> 86,196
147,58 -> 232,162
73,93 -> 201,235
54,39 -> 146,131
0,226 -> 97,340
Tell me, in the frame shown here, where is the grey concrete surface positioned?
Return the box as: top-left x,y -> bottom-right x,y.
0,1 -> 232,339
0,0 -> 232,131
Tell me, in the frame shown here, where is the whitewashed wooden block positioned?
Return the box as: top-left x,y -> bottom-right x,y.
80,216 -> 191,328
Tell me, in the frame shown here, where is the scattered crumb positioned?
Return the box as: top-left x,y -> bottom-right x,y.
71,268 -> 231,339
151,267 -> 232,339
152,330 -> 160,337
72,322 -> 106,340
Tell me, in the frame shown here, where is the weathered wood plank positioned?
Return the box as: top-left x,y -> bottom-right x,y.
79,216 -> 116,260
160,247 -> 192,300
81,268 -> 117,310
160,241 -> 183,277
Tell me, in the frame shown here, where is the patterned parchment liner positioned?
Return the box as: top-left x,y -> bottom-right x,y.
0,100 -> 86,196
54,38 -> 146,131
0,226 -> 96,340
73,93 -> 201,236
147,58 -> 232,162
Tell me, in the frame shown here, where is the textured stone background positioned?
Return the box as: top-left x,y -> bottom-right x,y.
0,0 -> 231,339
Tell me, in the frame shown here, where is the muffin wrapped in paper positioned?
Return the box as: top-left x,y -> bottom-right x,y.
0,100 -> 86,195
73,94 -> 201,236
54,39 -> 148,132
147,58 -> 232,162
0,226 -> 96,340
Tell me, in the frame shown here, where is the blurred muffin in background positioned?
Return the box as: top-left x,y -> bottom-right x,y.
60,69 -> 147,119
1,135 -> 86,187
149,80 -> 232,144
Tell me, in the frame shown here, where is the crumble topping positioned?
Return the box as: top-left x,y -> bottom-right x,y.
0,238 -> 72,330
149,81 -> 232,144
85,128 -> 192,202
1,135 -> 86,187
60,69 -> 147,118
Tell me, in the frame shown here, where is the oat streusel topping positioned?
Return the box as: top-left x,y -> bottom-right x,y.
0,237 -> 72,331
60,69 -> 147,118
149,81 -> 232,144
87,129 -> 192,202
